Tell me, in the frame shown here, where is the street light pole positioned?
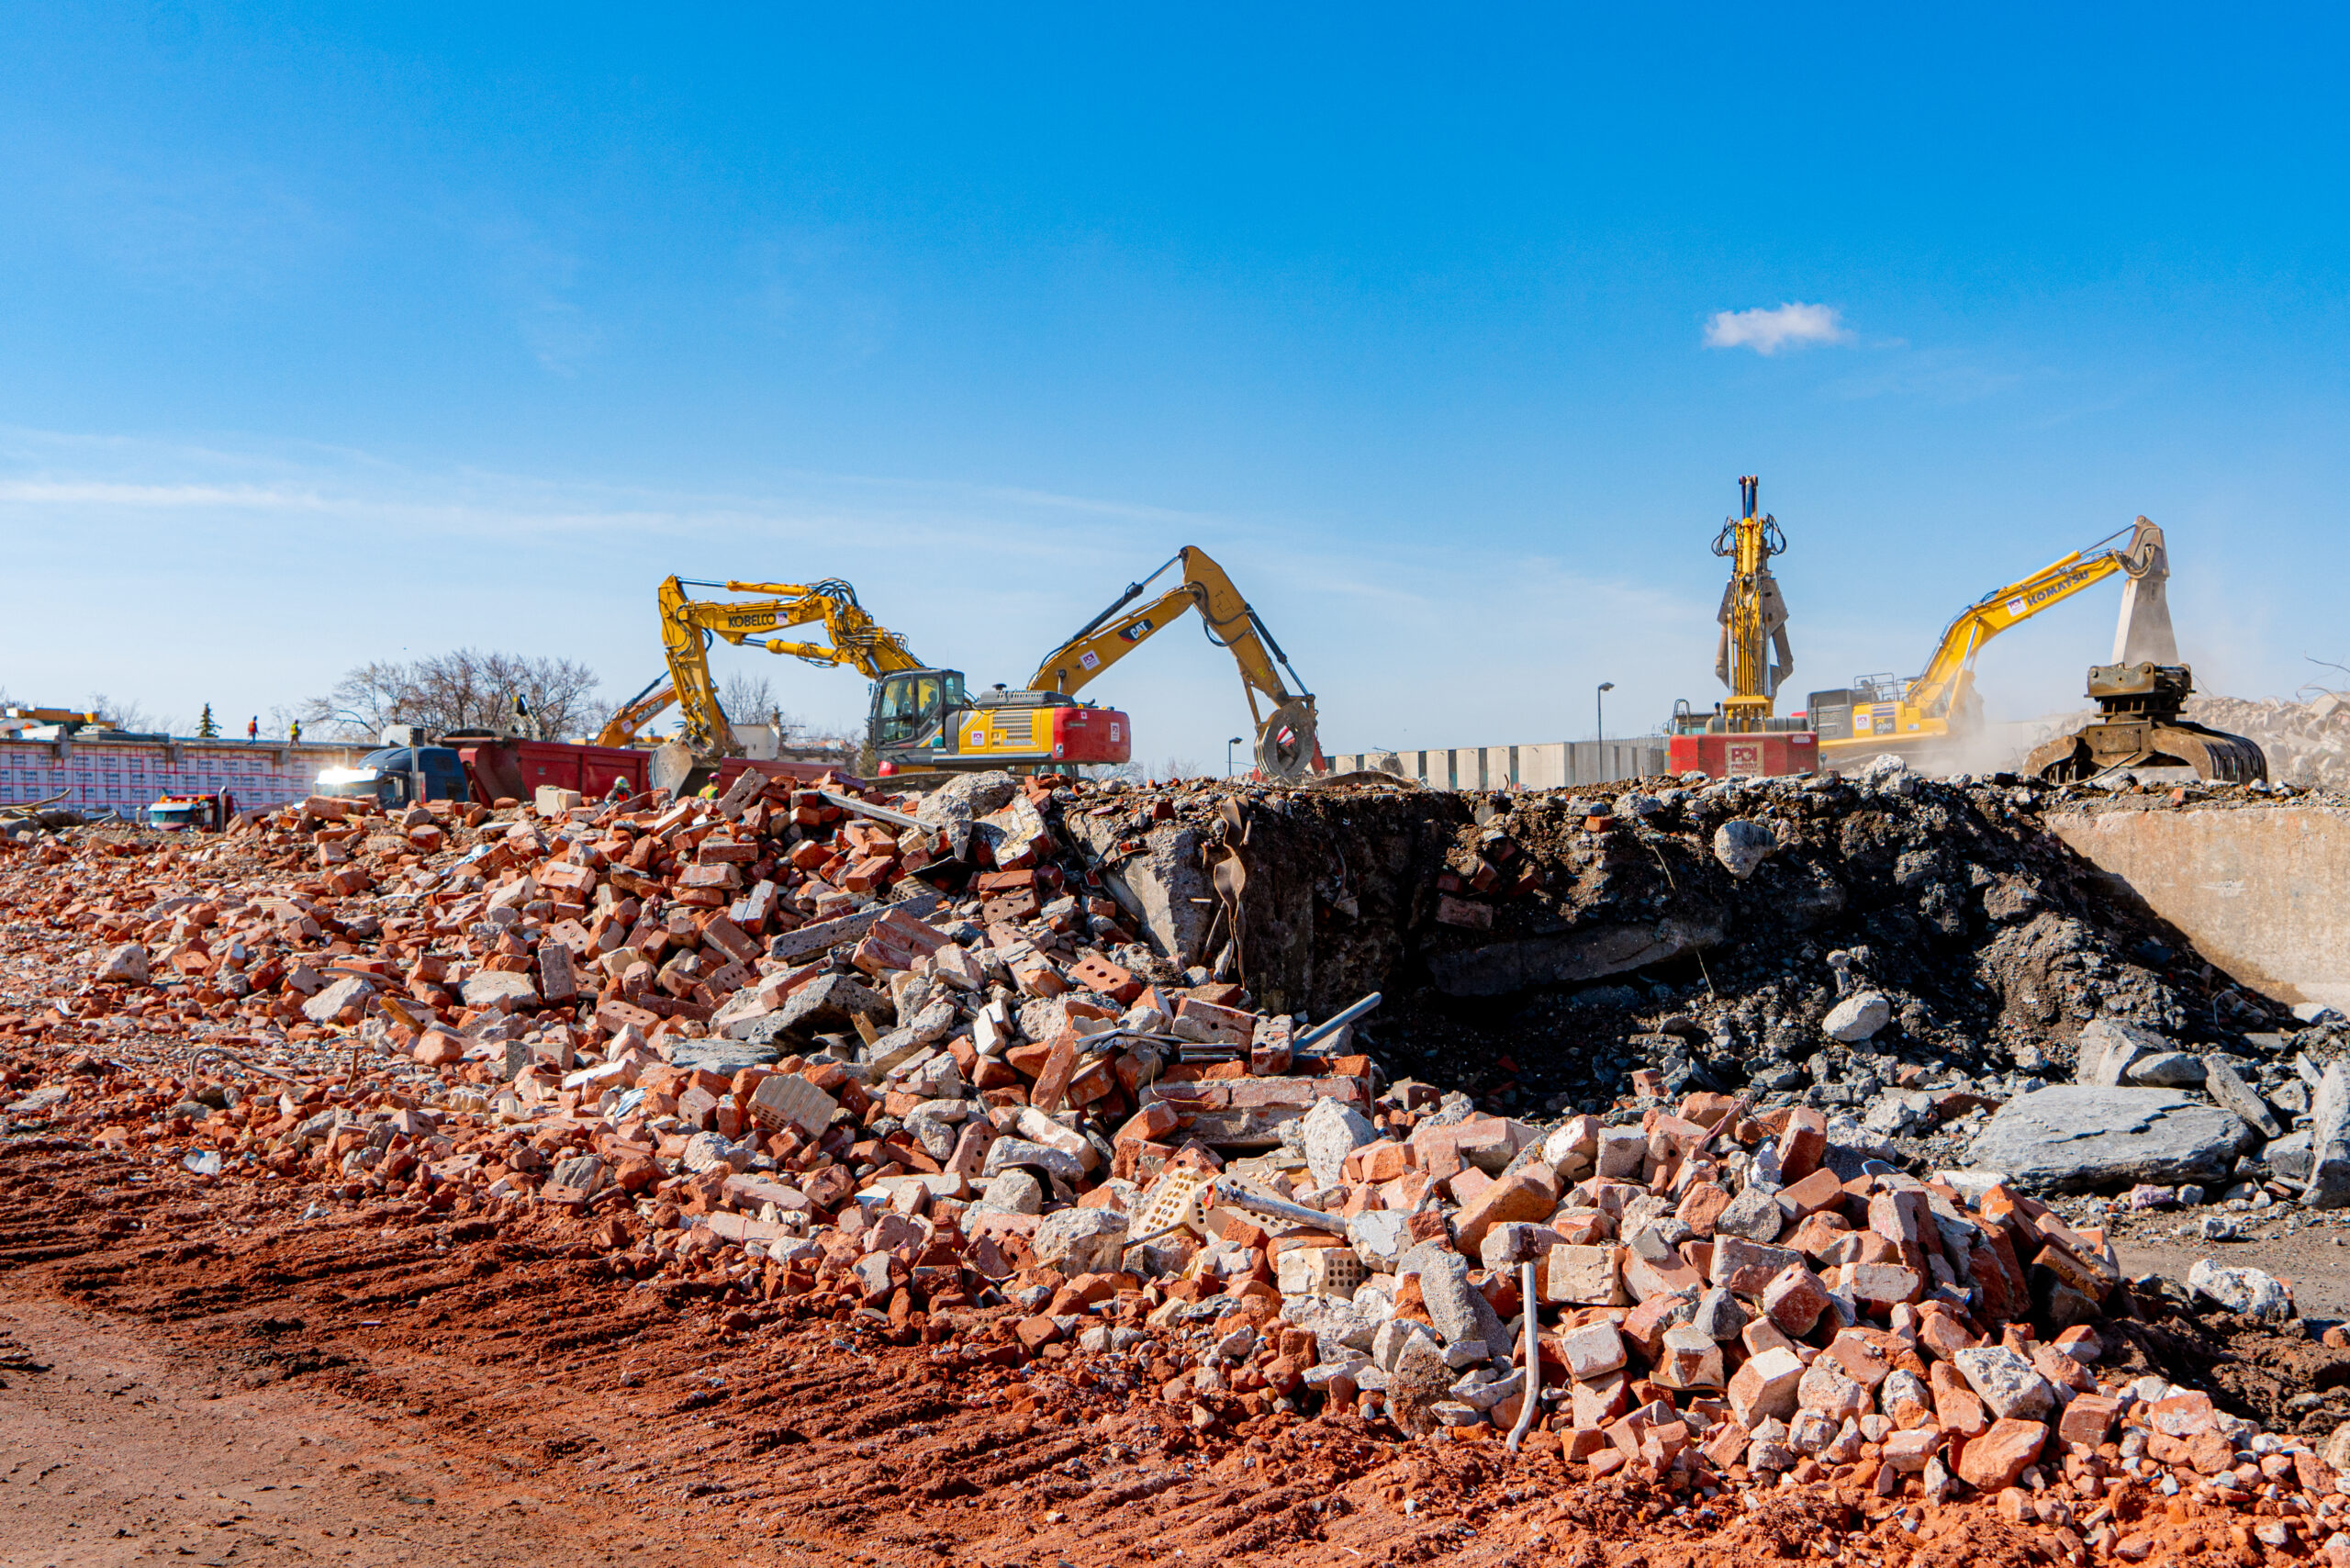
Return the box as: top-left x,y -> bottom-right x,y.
1225,736 -> 1244,777
1596,682 -> 1615,766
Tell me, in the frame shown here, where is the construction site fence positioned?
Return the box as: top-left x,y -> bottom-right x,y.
1328,740 -> 1670,791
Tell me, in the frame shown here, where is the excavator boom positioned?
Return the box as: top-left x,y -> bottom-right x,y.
1028,546 -> 1320,781
593,674 -> 677,749
1902,518 -> 2167,721
1812,517 -> 2174,760
596,577 -> 924,757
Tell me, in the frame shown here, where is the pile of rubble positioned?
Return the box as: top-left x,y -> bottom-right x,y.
2183,693 -> 2350,790
1058,756 -> 2349,1217
5,766 -> 2350,1563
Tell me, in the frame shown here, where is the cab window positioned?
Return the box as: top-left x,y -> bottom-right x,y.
874,675 -> 945,745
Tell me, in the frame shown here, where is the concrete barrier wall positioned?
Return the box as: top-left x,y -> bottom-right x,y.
2049,803 -> 2350,1013
1331,740 -> 1668,790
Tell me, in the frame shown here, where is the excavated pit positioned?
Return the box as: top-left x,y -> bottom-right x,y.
1064,769 -> 2324,1123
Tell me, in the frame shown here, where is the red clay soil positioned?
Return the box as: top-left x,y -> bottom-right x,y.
0,1135 -> 2268,1568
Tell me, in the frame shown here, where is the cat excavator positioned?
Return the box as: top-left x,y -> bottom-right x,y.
596,548 -> 1320,783
1024,546 -> 1320,782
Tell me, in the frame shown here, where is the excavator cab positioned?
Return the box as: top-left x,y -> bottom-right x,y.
869,668 -> 966,752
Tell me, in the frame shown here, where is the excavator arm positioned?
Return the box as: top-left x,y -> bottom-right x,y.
1903,517 -> 2168,722
594,675 -> 677,749
1028,546 -> 1320,781
601,576 -> 923,756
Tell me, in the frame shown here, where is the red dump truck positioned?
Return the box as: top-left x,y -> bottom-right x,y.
319,734 -> 831,810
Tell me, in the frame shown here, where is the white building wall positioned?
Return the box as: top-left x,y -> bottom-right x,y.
1330,740 -> 1667,791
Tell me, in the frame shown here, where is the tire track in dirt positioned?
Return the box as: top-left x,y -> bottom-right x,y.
0,1134 -> 2069,1567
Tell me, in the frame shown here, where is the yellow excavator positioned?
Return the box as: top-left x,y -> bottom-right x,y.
595,576 -> 921,756
1807,517 -> 2264,780
1026,546 -> 1320,782
596,548 -> 1321,782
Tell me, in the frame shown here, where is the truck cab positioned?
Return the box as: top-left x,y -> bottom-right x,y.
145,790 -> 234,831
316,745 -> 471,808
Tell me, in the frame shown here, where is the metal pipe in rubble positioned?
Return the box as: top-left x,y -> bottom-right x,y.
1205,1177 -> 1349,1236
1506,1260 -> 1539,1453
817,789 -> 928,833
1295,991 -> 1382,1050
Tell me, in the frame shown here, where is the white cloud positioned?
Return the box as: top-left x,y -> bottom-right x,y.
1703,302 -> 1854,356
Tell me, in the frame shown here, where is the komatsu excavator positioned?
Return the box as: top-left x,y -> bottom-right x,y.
1807,517 -> 2265,781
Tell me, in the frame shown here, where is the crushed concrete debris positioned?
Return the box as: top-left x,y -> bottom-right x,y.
3,766 -> 2350,1563
2183,693 -> 2350,790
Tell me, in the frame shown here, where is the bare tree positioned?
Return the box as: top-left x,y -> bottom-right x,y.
717,671 -> 783,730
296,661 -> 414,739
297,651 -> 603,742
86,692 -> 168,734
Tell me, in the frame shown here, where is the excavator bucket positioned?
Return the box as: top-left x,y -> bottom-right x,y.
1256,699 -> 1320,785
2025,719 -> 2268,785
2023,661 -> 2267,785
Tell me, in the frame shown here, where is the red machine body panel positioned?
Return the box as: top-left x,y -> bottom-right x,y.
1666,730 -> 1818,779
460,741 -> 652,804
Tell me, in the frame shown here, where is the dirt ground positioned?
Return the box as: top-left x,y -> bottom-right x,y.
0,1137 -> 2089,1568
2114,1231 -> 2350,1324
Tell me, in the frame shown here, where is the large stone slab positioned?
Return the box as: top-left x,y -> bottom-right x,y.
666,1037 -> 782,1077
2047,804 -> 2350,1015
1965,1086 -> 2254,1193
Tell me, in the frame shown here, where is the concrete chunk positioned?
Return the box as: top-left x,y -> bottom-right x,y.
304,973 -> 377,1023
2076,1018 -> 2169,1087
2200,1055 -> 2285,1140
458,970 -> 538,1012
95,943 -> 150,984
1964,1086 -> 2254,1193
1301,1096 -> 1378,1188
2309,1060 -> 2350,1210
1952,1345 -> 2055,1422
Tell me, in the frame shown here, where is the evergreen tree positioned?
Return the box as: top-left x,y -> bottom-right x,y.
196,703 -> 219,738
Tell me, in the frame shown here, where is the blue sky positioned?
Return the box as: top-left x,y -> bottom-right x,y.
5,6 -> 2347,767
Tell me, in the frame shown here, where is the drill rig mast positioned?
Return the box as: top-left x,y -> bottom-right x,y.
1709,476 -> 1794,731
